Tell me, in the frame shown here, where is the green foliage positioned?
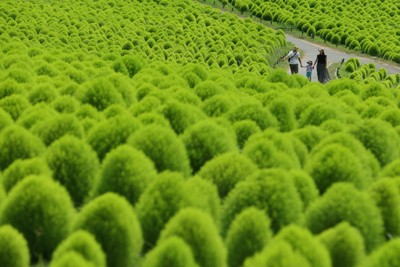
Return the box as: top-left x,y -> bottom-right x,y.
86,114 -> 141,160
128,124 -> 191,176
91,145 -> 157,205
362,238 -> 400,267
49,251 -> 94,267
52,230 -> 106,267
81,78 -> 124,111
221,169 -> 303,236
182,119 -> 237,173
0,175 -> 75,261
318,222 -> 365,267
16,103 -> 58,129
28,83 -> 58,104
367,178 -> 400,238
2,157 -> 51,193
274,225 -> 331,267
226,207 -> 272,267
193,80 -> 225,101
306,143 -> 365,193
0,95 -> 31,121
31,113 -> 84,146
0,108 -> 13,132
349,119 -> 400,166
305,183 -> 384,252
299,102 -> 339,127
159,208 -> 227,267
0,125 -> 45,170
73,193 -> 143,267
289,170 -> 319,210
0,225 -> 29,267
46,136 -> 100,207
143,237 -> 199,267
267,97 -> 297,132
197,152 -> 258,198
232,120 -> 261,149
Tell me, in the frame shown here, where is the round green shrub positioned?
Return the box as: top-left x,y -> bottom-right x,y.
367,178 -> 400,238
244,240 -> 310,267
288,170 -> 319,210
184,176 -> 221,226
221,169 -> 303,235
28,84 -> 58,105
349,119 -> 400,166
360,82 -> 393,101
232,120 -> 261,149
318,222 -> 365,267
46,136 -> 100,207
142,237 -> 198,267
326,78 -> 361,95
182,119 -> 237,173
267,97 -> 297,132
31,113 -> 84,146
80,78 -> 124,111
274,225 -> 331,267
0,95 -> 31,120
86,114 -> 141,160
136,112 -> 171,127
49,251 -> 94,267
305,183 -> 384,252
306,143 -> 365,193
128,124 -> 191,176
0,125 -> 45,170
243,130 -> 302,170
379,108 -> 400,127
52,230 -> 105,267
0,225 -> 29,267
2,157 -> 51,192
362,238 -> 400,267
201,94 -> 236,117
16,103 -> 58,129
73,193 -> 143,267
91,145 -> 157,205
291,126 -> 328,152
0,108 -> 13,132
225,101 -> 277,130
379,158 -> 400,177
193,80 -> 225,101
226,207 -> 272,267
0,175 -> 75,261
299,102 -> 340,127
160,100 -> 206,135
52,95 -> 80,114
197,152 -> 258,198
158,208 -> 227,267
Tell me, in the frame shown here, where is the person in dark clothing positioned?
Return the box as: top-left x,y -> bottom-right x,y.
314,49 -> 330,83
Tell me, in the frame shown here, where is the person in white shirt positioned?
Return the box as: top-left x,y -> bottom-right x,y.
282,46 -> 302,74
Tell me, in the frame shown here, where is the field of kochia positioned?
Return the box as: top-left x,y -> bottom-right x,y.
0,0 -> 400,267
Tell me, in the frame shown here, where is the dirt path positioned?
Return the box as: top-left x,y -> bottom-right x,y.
285,34 -> 400,80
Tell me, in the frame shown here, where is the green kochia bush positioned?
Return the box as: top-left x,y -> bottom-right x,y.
306,143 -> 365,193
158,208 -> 227,267
0,125 -> 45,170
274,225 -> 331,267
128,124 -> 191,176
243,240 -> 310,267
221,169 -> 303,236
52,230 -> 106,267
318,222 -> 365,267
305,183 -> 384,252
91,145 -> 157,206
243,130 -> 303,170
182,119 -> 237,173
367,178 -> 400,238
0,225 -> 30,267
0,108 -> 13,132
46,136 -> 100,207
49,251 -> 94,267
142,237 -> 199,267
288,170 -> 319,210
86,114 -> 141,160
136,172 -> 188,251
197,152 -> 258,198
225,207 -> 272,267
31,114 -> 84,146
2,157 -> 52,192
0,176 -> 75,261
267,97 -> 297,132
349,119 -> 400,166
0,95 -> 31,120
232,120 -> 261,149
80,78 -> 124,111
73,193 -> 143,267
16,103 -> 58,129
362,238 -> 400,267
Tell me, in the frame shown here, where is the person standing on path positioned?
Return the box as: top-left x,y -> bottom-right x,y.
283,46 -> 302,74
314,49 -> 330,83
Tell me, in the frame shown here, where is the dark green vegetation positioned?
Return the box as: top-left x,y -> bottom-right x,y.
0,0 -> 399,267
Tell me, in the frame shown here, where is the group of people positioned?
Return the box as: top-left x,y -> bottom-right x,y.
282,46 -> 330,83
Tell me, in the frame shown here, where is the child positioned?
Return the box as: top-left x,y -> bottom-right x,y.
303,60 -> 314,81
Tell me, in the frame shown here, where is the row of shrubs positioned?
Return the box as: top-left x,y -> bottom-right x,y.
218,0 -> 400,63
0,0 -> 400,266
